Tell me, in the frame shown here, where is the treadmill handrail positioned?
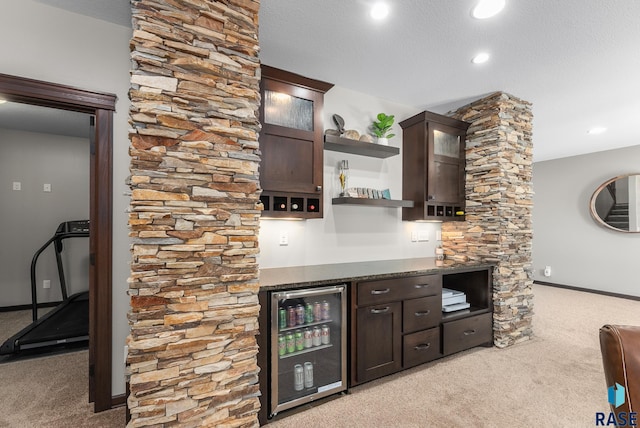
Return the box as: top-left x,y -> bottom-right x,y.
30,229 -> 90,322
30,236 -> 58,322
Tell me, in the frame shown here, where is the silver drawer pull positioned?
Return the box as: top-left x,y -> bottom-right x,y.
370,307 -> 390,314
463,329 -> 476,336
414,343 -> 431,351
371,288 -> 390,295
414,310 -> 431,317
414,284 -> 430,289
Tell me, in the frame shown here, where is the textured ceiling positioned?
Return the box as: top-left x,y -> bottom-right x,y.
5,1 -> 640,162
259,0 -> 640,162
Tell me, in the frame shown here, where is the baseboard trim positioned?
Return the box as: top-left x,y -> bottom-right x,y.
0,301 -> 62,312
111,393 -> 126,408
534,280 -> 640,301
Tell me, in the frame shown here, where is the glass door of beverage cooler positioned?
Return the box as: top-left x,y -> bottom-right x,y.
270,284 -> 347,417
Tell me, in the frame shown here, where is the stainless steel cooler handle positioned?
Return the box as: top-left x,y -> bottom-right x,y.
274,284 -> 345,301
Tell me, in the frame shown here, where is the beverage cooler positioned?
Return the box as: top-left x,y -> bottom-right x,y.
269,284 -> 347,417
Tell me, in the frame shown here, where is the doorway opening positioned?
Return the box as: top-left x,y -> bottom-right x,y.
0,73 -> 116,411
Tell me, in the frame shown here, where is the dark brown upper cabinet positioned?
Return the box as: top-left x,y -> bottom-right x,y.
400,111 -> 470,222
259,65 -> 333,219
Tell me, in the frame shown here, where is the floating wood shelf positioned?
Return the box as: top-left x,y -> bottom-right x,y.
332,197 -> 414,208
324,135 -> 399,158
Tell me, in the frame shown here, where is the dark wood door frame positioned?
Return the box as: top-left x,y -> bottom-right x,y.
0,73 -> 116,412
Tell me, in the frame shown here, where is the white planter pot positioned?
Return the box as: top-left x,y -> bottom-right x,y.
377,137 -> 389,146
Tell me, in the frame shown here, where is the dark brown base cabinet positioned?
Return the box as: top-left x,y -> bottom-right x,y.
258,265 -> 494,423
350,268 -> 493,386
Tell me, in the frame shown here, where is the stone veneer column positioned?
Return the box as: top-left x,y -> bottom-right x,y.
443,92 -> 534,348
127,0 -> 261,426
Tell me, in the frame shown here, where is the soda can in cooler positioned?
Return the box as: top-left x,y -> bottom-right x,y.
279,307 -> 287,329
321,324 -> 330,345
295,304 -> 305,325
286,332 -> 295,354
304,328 -> 313,348
295,329 -> 304,351
287,306 -> 296,328
313,302 -> 322,322
312,326 -> 322,346
294,364 -> 304,391
304,362 -> 314,388
278,334 -> 286,357
305,302 -> 314,324
321,300 -> 330,320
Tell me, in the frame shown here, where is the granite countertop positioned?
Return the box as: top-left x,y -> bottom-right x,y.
259,257 -> 494,291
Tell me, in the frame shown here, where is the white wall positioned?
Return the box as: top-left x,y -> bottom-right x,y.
532,145 -> 640,297
0,1 -> 132,394
0,128 -> 89,306
259,86 -> 442,268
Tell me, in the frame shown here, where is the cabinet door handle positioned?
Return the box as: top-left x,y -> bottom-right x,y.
370,288 -> 390,295
428,195 -> 435,200
414,310 -> 431,317
463,329 -> 477,336
414,284 -> 430,289
414,343 -> 431,351
370,307 -> 390,314
316,185 -> 322,192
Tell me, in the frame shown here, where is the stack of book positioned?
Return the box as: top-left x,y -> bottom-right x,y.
442,288 -> 470,312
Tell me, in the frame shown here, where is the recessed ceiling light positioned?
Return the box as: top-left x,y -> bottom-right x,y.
588,127 -> 607,135
472,53 -> 490,64
472,0 -> 506,19
370,2 -> 390,20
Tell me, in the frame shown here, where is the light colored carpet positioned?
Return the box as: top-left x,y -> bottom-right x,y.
0,309 -> 41,345
0,284 -> 637,427
0,310 -> 124,427
0,349 -> 124,427
267,284 -> 640,427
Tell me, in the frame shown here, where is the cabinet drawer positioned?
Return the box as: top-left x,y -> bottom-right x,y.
403,296 -> 441,333
442,312 -> 493,355
403,327 -> 441,368
357,274 -> 442,306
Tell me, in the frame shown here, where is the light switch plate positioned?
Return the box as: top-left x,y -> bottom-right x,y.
418,231 -> 429,241
279,231 -> 289,246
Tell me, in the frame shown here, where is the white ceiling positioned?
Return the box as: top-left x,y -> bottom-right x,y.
259,0 -> 640,162
6,1 -> 640,162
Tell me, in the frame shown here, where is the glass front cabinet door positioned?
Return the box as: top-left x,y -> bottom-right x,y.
259,66 -> 333,219
400,110 -> 470,221
269,285 -> 347,417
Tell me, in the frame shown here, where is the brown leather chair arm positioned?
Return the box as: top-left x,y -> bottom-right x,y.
599,324 -> 640,415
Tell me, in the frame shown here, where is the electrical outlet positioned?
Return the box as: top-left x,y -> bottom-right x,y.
12,182 -> 21,191
411,231 -> 418,242
544,266 -> 551,277
43,279 -> 51,289
279,231 -> 289,246
436,230 -> 442,241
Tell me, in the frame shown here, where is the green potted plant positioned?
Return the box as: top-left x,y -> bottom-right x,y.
371,112 -> 395,145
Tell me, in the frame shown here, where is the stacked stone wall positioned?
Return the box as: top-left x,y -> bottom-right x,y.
127,0 -> 261,426
443,92 -> 534,348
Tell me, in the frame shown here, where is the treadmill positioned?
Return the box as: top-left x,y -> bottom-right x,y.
0,220 -> 90,356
